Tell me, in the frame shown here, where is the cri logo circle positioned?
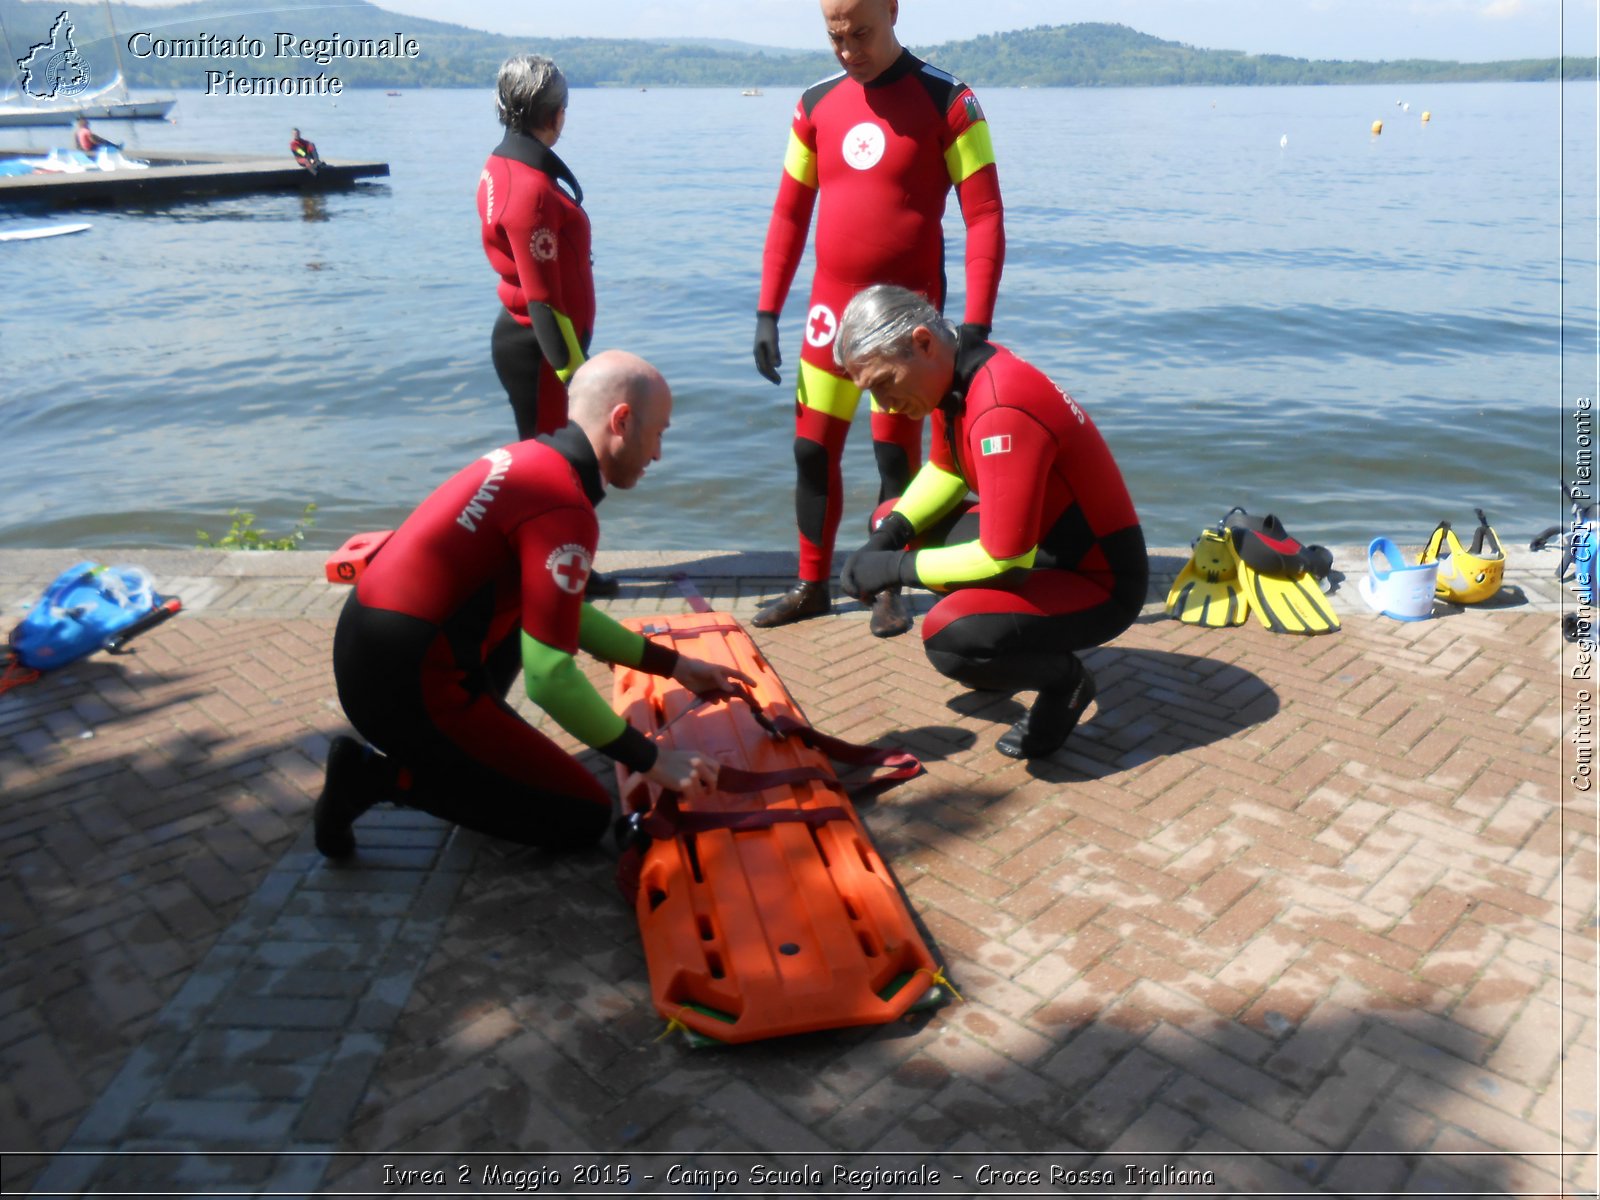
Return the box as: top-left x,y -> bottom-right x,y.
530,228 -> 558,261
842,122 -> 885,170
805,304 -> 838,348
546,544 -> 592,595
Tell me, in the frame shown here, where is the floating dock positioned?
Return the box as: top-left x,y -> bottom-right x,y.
0,149 -> 389,206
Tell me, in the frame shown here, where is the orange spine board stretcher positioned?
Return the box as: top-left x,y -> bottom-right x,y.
613,612 -> 939,1044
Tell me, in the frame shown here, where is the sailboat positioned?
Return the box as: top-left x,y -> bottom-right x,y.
0,4 -> 175,127
0,74 -> 175,126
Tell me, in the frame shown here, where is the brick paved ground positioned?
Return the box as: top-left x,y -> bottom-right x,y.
0,546 -> 1593,1197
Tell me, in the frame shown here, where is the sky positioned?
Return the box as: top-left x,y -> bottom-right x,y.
361,0 -> 1598,64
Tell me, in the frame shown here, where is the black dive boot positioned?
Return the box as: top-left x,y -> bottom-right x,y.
313,736 -> 388,860
869,587 -> 913,637
995,658 -> 1098,760
752,579 -> 832,628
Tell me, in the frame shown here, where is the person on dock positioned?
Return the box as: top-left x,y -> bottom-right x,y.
833,286 -> 1148,760
289,128 -> 321,173
750,0 -> 1005,638
73,117 -> 119,154
312,350 -> 751,860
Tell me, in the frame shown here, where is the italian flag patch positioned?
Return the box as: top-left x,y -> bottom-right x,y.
980,435 -> 1011,456
965,95 -> 983,123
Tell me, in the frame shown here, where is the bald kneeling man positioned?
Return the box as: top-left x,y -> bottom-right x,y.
312,351 -> 751,859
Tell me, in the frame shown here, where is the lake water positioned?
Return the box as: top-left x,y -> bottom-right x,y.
0,81 -> 1593,555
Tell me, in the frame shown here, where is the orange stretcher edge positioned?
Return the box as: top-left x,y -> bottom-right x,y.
324,530 -> 394,585
613,611 -> 942,1045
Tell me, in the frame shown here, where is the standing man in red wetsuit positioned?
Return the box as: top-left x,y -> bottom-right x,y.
834,286 -> 1148,760
751,0 -> 1005,637
312,350 -> 750,860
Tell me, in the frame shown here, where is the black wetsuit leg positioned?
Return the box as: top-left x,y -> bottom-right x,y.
334,592 -> 611,851
491,307 -> 551,441
918,510 -> 1149,693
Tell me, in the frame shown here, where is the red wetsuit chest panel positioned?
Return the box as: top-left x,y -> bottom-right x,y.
478,152 -> 595,334
803,60 -> 967,286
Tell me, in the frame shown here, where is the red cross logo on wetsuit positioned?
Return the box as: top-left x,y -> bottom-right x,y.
805,303 -> 838,348
547,544 -> 592,595
842,121 -> 885,170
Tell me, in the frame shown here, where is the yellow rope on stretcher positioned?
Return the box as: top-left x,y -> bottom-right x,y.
655,1008 -> 693,1042
917,964 -> 964,1003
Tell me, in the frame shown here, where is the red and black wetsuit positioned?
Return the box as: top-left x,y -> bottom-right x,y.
882,342 -> 1147,692
333,427 -> 673,850
759,49 -> 1004,582
479,131 -> 595,439
289,135 -> 318,167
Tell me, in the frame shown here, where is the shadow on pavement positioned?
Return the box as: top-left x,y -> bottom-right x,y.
897,646 -> 1278,790
313,825 -> 1556,1198
2,599 -> 1581,1197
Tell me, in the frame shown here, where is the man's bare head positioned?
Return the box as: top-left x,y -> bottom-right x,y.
567,350 -> 673,490
820,0 -> 901,83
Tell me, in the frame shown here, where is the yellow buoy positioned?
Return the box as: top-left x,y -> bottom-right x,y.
1421,110 -> 1431,123
1371,119 -> 1384,135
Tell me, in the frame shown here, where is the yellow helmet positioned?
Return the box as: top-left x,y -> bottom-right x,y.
1420,509 -> 1504,604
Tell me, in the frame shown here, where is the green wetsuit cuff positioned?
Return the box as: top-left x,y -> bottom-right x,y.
554,312 -> 586,384
578,605 -> 681,676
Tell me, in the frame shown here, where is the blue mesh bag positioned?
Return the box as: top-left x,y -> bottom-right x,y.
9,562 -> 161,670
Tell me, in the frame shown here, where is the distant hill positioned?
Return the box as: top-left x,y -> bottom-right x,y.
636,37 -> 816,59
921,23 -> 1592,86
1,0 -> 1590,90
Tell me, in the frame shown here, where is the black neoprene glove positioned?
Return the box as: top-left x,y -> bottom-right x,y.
753,311 -> 782,384
864,510 -> 914,553
840,549 -> 917,600
956,322 -> 991,360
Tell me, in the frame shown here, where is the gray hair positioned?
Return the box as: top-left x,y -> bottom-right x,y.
834,285 -> 956,370
495,54 -> 568,133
